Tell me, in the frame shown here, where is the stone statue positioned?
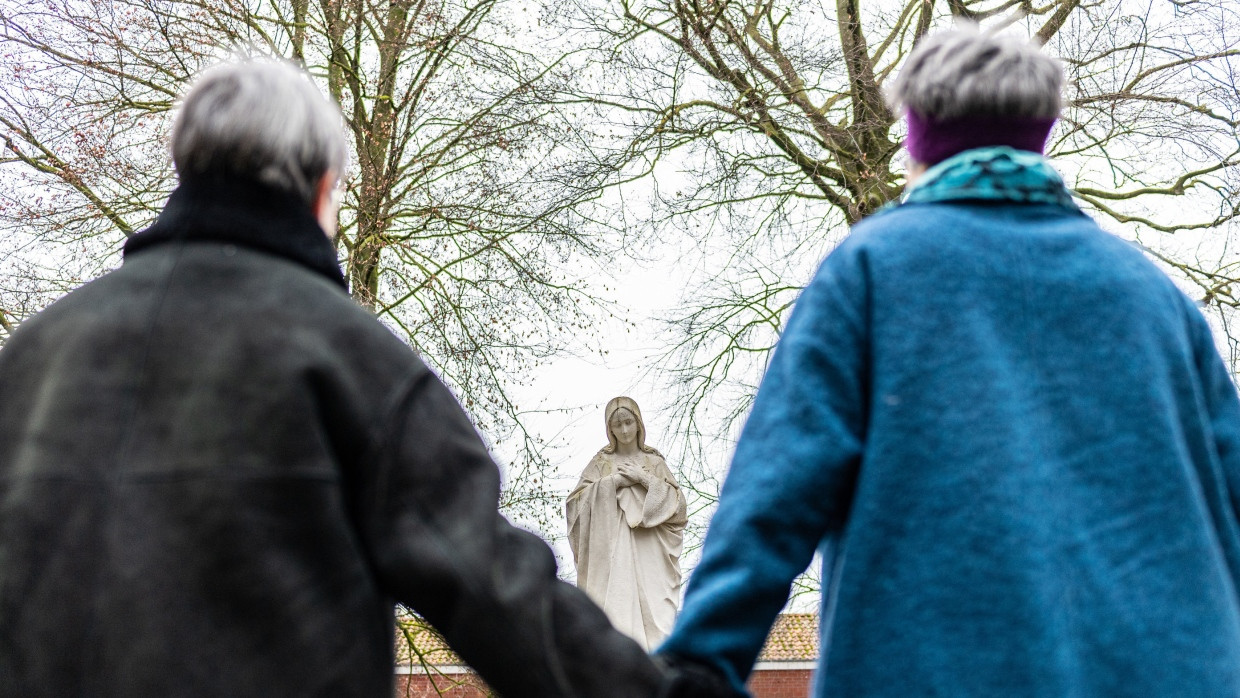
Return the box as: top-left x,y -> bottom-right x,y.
566,396 -> 688,650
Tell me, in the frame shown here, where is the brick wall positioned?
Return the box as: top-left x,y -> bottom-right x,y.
395,667 -> 812,698
748,667 -> 813,697
395,672 -> 489,697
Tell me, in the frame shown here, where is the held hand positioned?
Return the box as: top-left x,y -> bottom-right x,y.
654,653 -> 748,698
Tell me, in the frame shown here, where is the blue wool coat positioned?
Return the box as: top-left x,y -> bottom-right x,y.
660,149 -> 1240,697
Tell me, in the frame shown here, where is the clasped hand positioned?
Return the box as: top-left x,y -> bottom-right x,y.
615,461 -> 652,488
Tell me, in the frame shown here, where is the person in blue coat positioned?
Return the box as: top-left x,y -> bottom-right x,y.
658,25 -> 1240,698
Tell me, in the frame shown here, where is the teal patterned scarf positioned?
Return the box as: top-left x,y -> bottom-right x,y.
900,146 -> 1082,213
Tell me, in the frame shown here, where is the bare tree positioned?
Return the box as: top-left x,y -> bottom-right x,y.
0,0 -> 625,532
557,0 -> 1240,474
532,2 -> 1240,604
4,0 -> 1238,609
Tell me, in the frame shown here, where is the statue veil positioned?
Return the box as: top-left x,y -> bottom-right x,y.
602,396 -> 660,455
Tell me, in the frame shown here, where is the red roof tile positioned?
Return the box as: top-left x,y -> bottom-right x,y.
395,613 -> 463,667
756,613 -> 819,662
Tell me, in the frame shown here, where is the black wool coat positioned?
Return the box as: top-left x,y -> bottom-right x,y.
0,178 -> 664,698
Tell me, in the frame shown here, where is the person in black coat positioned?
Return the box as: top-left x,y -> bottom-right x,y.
0,57 -> 735,698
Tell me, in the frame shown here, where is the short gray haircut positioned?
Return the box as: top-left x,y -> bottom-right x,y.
887,26 -> 1064,121
172,57 -> 348,204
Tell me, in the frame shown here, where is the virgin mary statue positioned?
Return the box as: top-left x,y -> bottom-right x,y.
565,396 -> 687,650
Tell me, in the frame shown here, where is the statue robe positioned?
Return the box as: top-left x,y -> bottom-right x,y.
566,450 -> 687,650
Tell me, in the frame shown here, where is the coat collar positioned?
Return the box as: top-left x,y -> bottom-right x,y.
900,146 -> 1083,213
123,176 -> 348,289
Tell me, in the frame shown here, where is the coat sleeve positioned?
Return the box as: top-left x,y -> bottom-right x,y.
1192,312 -> 1240,518
657,237 -> 870,694
358,370 -> 664,698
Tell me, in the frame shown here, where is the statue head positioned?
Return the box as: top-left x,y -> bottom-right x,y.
603,396 -> 657,454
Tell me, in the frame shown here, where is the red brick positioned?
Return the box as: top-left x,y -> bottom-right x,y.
395,673 -> 490,698
748,668 -> 813,698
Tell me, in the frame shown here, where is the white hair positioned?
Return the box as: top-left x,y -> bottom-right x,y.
171,58 -> 348,204
887,26 -> 1064,121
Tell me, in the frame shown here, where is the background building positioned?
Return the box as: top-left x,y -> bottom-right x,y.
395,613 -> 819,698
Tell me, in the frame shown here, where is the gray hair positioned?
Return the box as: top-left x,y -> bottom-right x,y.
887,26 -> 1064,121
172,57 -> 348,204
